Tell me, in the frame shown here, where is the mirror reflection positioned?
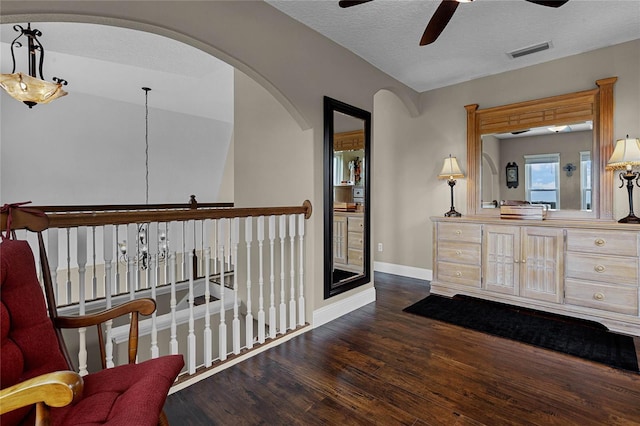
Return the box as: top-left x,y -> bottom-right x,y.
324,97 -> 371,299
481,121 -> 593,211
333,113 -> 366,284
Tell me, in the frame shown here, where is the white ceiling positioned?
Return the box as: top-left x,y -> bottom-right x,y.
266,0 -> 640,92
0,22 -> 234,121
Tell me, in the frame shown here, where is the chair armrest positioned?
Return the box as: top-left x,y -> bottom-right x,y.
0,371 -> 83,415
54,298 -> 156,367
54,298 -> 156,329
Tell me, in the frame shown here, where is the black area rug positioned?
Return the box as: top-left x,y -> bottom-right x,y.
404,294 -> 639,373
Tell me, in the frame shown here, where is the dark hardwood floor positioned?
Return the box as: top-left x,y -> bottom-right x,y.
165,273 -> 640,425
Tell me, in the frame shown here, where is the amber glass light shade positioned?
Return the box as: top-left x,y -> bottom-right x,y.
0,72 -> 68,106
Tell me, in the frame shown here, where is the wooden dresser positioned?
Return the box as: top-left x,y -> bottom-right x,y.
431,216 -> 640,336
334,211 -> 364,272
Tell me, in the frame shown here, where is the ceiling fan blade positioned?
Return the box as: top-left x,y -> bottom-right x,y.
420,0 -> 460,46
339,0 -> 374,8
524,0 -> 570,7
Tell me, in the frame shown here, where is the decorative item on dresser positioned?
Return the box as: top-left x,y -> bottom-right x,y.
605,136 -> 640,224
438,154 -> 465,217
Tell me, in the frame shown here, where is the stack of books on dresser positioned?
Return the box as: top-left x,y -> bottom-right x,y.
334,202 -> 356,211
500,204 -> 547,220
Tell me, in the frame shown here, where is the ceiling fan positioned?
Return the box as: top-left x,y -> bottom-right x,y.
338,0 -> 570,46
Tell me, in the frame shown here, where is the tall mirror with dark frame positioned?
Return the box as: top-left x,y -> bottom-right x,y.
323,96 -> 371,299
466,77 -> 617,221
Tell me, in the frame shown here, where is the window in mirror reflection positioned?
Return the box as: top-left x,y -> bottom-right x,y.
580,151 -> 592,210
525,153 -> 560,209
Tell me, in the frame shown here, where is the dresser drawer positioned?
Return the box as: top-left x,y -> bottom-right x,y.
348,248 -> 363,266
565,278 -> 638,315
348,231 -> 364,249
437,261 -> 481,287
347,216 -> 364,232
566,229 -> 639,257
437,241 -> 481,265
565,253 -> 638,286
438,222 -> 482,244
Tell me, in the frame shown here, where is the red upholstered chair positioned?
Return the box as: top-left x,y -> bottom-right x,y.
0,207 -> 184,426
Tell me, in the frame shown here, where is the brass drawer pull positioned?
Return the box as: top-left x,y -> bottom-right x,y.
455,230 -> 462,236
594,265 -> 606,273
594,238 -> 606,247
455,250 -> 462,256
593,292 -> 605,301
514,259 -> 519,263
455,271 -> 462,277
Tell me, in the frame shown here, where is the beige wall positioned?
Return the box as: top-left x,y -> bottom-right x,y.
1,1 -> 421,315
2,3 -> 638,311
374,39 -> 640,274
234,69 -> 317,316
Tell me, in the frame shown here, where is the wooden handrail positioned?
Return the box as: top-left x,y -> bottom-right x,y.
31,195 -> 233,213
46,200 -> 312,229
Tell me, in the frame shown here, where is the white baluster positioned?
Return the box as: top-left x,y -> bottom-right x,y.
212,219 -> 219,277
218,219 -> 227,361
115,226 -> 122,295
181,222 -> 187,281
268,216 -> 277,339
297,214 -> 306,326
66,229 -> 72,305
288,215 -> 297,330
161,222 -> 170,285
169,251 -> 178,355
77,227 -> 88,376
133,223 -> 143,292
47,229 -> 59,303
204,245 -> 212,367
187,251 -> 196,374
149,225 -> 159,360
127,223 -> 137,299
91,227 -> 97,300
279,215 -> 287,335
103,225 -> 115,368
245,217 -> 254,349
231,218 -> 241,354
257,216 -> 266,344
201,220 -> 205,274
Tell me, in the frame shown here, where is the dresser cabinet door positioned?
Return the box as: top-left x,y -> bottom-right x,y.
483,225 -> 562,302
333,215 -> 347,265
483,225 -> 520,295
520,227 -> 563,303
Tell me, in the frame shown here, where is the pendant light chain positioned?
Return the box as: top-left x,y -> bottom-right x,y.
143,87 -> 151,204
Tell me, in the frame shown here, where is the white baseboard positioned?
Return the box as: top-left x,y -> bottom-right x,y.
312,286 -> 376,328
374,261 -> 432,282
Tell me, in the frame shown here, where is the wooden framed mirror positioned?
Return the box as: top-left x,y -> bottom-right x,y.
465,77 -> 617,220
323,96 -> 371,299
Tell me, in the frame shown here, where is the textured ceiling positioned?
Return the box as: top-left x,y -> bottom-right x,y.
267,0 -> 640,92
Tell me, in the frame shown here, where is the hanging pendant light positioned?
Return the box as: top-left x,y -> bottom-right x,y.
0,23 -> 68,108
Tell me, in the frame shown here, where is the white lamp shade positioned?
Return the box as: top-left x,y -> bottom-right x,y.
438,156 -> 464,179
0,72 -> 68,105
606,137 -> 640,170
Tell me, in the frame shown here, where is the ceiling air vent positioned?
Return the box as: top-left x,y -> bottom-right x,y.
507,41 -> 552,59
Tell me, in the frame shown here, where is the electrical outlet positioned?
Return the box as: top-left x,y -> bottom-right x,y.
377,243 -> 383,252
